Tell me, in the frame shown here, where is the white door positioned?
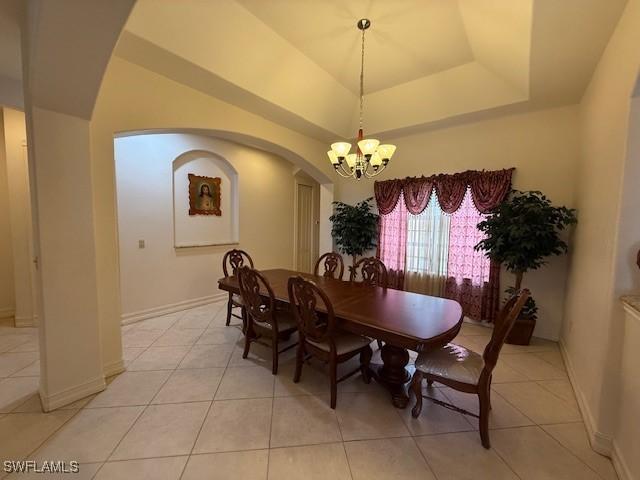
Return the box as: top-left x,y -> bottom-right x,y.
296,183 -> 314,273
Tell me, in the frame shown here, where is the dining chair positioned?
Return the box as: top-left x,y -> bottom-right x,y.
350,257 -> 388,350
238,266 -> 298,375
222,249 -> 254,328
314,252 -> 345,280
410,289 -> 531,448
288,275 -> 373,409
349,257 -> 388,287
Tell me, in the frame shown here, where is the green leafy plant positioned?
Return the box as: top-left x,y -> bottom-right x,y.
475,190 -> 577,318
329,197 -> 379,266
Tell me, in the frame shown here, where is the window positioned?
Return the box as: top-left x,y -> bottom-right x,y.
378,188 -> 494,319
405,192 -> 450,277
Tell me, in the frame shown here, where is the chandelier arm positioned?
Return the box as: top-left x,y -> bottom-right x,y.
334,169 -> 352,178
363,162 -> 387,178
336,163 -> 355,178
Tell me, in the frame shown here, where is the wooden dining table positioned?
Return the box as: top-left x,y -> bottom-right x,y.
218,268 -> 463,408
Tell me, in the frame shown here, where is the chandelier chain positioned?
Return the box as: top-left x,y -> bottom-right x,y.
327,18 -> 395,180
359,26 -> 365,130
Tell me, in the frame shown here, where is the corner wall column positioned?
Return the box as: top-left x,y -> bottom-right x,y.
27,107 -> 105,410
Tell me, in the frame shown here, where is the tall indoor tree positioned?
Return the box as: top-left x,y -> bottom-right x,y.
329,197 -> 379,266
475,190 -> 577,341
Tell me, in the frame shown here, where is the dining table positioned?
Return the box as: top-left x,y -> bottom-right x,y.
218,268 -> 464,408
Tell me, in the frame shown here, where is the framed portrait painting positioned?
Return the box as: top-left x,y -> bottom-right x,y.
188,174 -> 221,216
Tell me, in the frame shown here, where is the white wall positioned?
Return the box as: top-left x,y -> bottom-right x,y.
115,133 -> 299,320
561,0 -> 640,476
335,105 -> 580,340
91,57 -> 334,375
0,110 -> 15,319
2,108 -> 36,327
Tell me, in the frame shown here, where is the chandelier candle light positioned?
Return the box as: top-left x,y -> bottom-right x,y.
328,19 -> 396,179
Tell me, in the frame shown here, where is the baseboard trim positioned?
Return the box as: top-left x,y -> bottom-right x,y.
121,293 -> 226,326
103,358 -> 125,378
612,441 -> 633,480
14,314 -> 38,327
40,375 -> 106,412
558,339 -> 613,456
0,307 -> 15,319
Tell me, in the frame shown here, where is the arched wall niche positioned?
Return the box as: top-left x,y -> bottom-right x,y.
172,149 -> 239,247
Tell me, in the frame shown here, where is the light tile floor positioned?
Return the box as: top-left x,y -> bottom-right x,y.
0,304 -> 618,480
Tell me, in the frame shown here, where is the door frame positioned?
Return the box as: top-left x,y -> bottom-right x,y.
293,175 -> 318,272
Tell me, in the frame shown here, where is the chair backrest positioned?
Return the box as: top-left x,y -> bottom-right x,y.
349,257 -> 388,288
238,266 -> 275,327
288,275 -> 337,345
223,249 -> 254,277
314,252 -> 344,280
481,289 -> 531,374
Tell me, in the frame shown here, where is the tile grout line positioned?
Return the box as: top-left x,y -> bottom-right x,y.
0,309 -> 207,473
1,304 -> 614,480
179,305 -> 236,480
334,377 -> 355,480
539,425 -> 614,480
92,306 -> 224,479
93,306 -> 221,477
265,341 -> 277,480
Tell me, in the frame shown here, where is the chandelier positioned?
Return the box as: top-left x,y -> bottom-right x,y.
327,19 -> 396,180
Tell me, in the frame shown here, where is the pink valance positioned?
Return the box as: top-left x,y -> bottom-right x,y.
374,168 -> 514,215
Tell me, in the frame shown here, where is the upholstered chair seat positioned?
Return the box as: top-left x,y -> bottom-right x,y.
410,289 -> 530,449
307,331 -> 372,355
238,266 -> 298,375
260,310 -> 297,331
414,343 -> 484,385
231,293 -> 244,305
288,275 -> 373,409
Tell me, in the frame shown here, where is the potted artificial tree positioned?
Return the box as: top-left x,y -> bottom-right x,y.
475,190 -> 577,345
329,197 -> 379,268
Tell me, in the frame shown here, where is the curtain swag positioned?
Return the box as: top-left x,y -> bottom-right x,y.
374,168 -> 515,215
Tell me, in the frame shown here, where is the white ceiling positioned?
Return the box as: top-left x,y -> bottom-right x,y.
116,0 -> 627,140
237,0 -> 474,94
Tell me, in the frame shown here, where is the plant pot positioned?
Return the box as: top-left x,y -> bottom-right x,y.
506,315 -> 536,345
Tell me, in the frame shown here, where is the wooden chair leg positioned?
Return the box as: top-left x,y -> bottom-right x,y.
410,371 -> 424,418
226,296 -> 233,326
360,345 -> 373,384
240,307 -> 248,334
242,318 -> 252,359
271,332 -> 279,375
293,342 -> 304,383
479,384 -> 491,449
329,358 -> 338,409
488,375 -> 493,410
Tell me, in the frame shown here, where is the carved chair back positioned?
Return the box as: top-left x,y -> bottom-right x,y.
223,249 -> 254,277
481,289 -> 530,376
238,266 -> 276,328
314,252 -> 345,280
349,257 -> 388,288
288,276 -> 337,346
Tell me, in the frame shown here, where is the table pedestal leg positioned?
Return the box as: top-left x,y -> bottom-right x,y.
371,344 -> 411,408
